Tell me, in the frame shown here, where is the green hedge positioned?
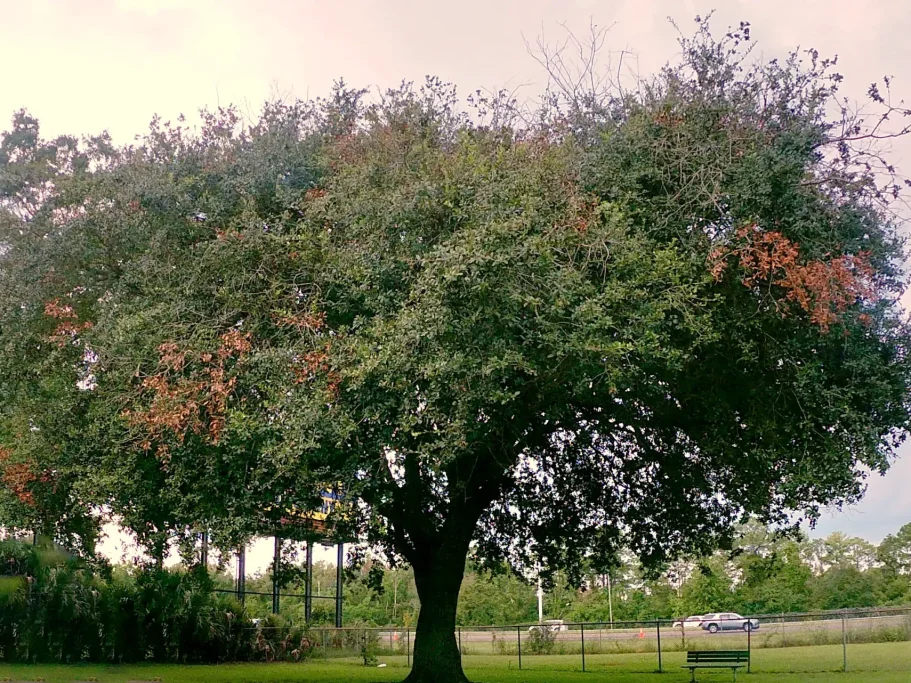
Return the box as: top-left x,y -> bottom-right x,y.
0,540 -> 261,663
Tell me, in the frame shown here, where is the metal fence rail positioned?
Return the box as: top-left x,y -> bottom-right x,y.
243,607 -> 911,674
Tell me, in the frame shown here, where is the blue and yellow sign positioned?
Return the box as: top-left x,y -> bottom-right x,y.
262,489 -> 344,540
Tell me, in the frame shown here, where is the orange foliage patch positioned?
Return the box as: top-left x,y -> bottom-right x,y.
44,298 -> 93,347
273,310 -> 326,333
653,111 -> 685,127
292,345 -> 340,395
0,447 -> 38,506
710,226 -> 876,331
215,228 -> 245,241
124,330 -> 252,455
218,329 -> 252,359
327,132 -> 362,169
569,195 -> 599,234
44,300 -> 77,320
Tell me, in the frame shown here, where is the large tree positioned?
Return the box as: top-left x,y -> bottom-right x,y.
877,523 -> 911,576
2,22 -> 911,682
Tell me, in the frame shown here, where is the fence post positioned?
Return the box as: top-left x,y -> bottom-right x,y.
406,628 -> 410,667
335,543 -> 344,628
200,530 -> 208,567
581,623 -> 586,672
656,620 -> 662,673
304,542 -> 313,623
458,626 -> 462,655
842,610 -> 847,672
517,626 -> 522,670
272,535 -> 281,615
747,621 -> 751,673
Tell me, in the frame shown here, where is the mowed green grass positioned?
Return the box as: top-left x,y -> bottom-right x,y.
1,642 -> 909,682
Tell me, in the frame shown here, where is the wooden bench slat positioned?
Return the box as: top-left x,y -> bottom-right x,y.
686,659 -> 748,664
687,656 -> 749,660
687,658 -> 748,662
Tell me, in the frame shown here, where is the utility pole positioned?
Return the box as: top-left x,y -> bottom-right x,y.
607,572 -> 614,628
236,545 -> 246,604
393,573 -> 399,620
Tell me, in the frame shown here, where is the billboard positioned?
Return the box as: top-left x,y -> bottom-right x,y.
262,489 -> 343,540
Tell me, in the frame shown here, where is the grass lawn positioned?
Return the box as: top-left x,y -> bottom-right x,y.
0,642 -> 909,682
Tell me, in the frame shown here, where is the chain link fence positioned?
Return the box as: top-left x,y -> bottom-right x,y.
244,607 -> 911,675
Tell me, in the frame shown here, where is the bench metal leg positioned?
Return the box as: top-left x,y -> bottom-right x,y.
732,666 -> 737,682
691,668 -> 696,683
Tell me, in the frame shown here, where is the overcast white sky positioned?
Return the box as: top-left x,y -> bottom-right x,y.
3,0 -> 911,572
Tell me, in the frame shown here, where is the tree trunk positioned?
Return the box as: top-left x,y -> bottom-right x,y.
404,541 -> 470,683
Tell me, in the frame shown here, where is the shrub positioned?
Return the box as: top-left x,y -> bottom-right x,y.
525,626 -> 557,655
360,629 -> 380,665
0,540 -> 257,664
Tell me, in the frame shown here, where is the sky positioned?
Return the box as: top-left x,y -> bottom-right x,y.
3,0 -> 911,572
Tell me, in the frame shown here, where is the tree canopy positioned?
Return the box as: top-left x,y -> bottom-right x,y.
1,19 -> 910,683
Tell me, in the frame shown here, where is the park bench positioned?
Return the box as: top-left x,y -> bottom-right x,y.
684,650 -> 750,682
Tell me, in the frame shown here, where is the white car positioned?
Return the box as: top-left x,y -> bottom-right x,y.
672,615 -> 704,629
528,619 -> 567,633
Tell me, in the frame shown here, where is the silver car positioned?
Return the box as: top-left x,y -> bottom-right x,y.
700,612 -> 760,633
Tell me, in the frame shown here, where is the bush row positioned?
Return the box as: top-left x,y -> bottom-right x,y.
0,540 -> 260,663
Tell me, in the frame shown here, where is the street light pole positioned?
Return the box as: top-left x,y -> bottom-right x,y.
537,576 -> 544,623
607,572 -> 614,628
